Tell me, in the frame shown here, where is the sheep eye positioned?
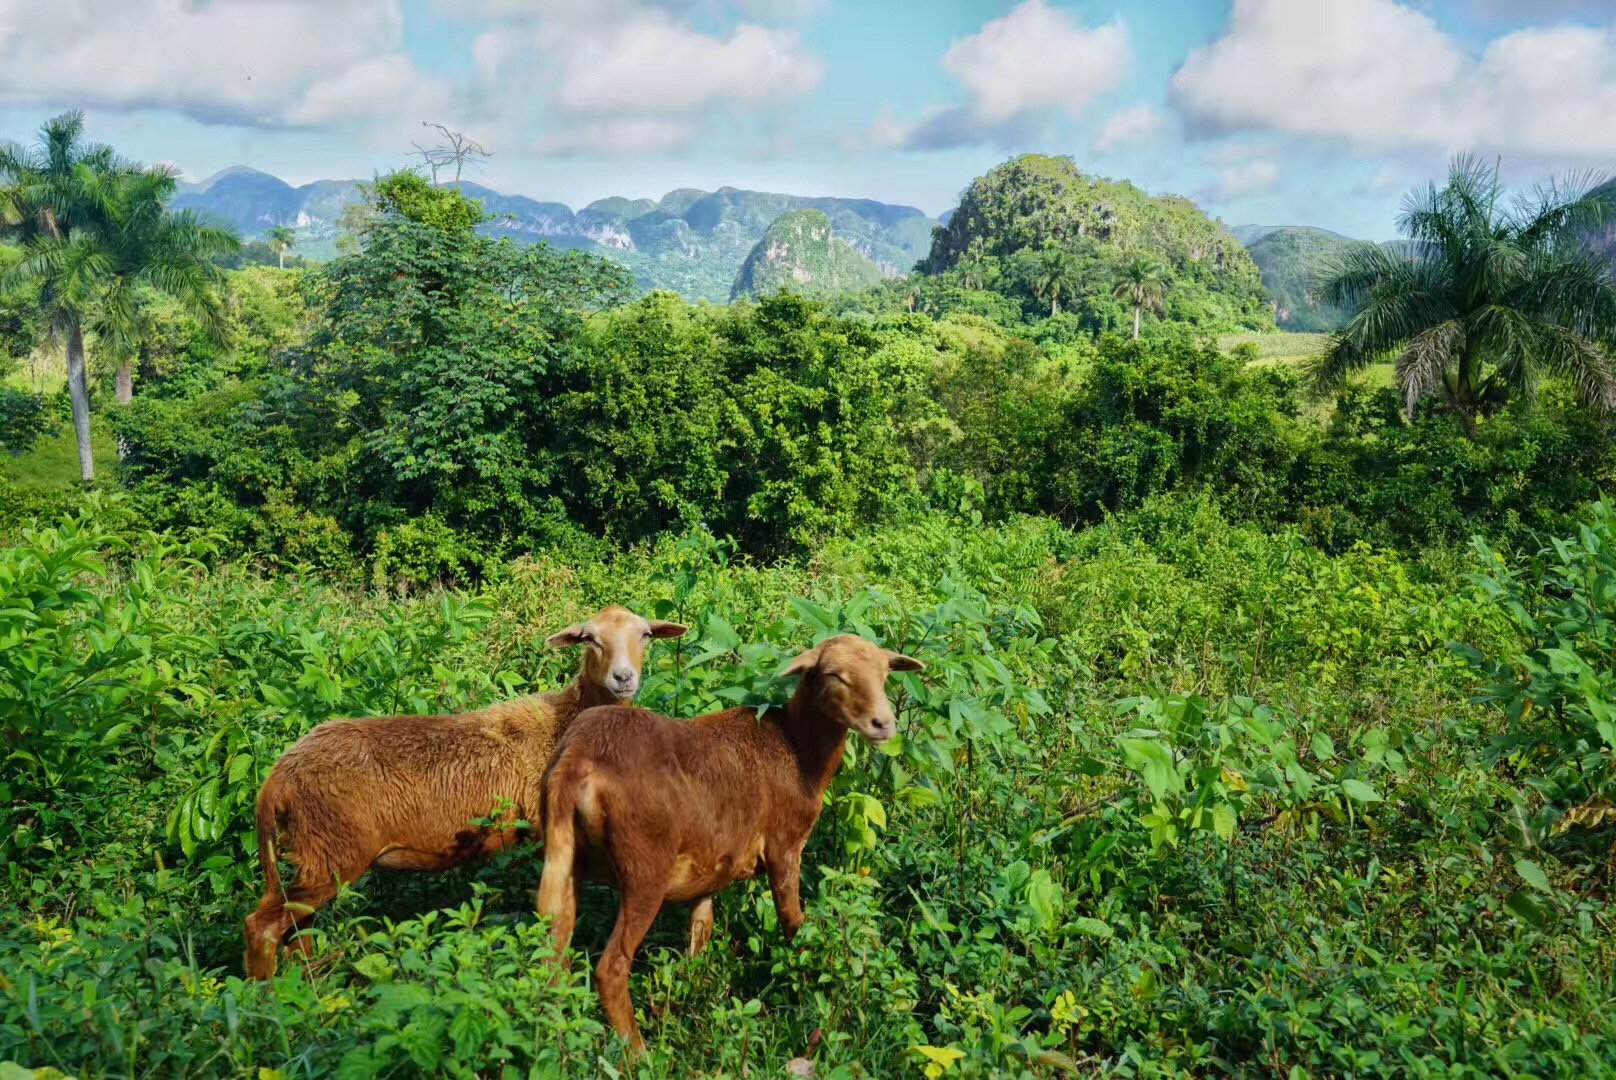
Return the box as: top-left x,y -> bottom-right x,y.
827,671 -> 851,687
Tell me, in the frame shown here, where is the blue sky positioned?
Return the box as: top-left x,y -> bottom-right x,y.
3,0 -> 1615,239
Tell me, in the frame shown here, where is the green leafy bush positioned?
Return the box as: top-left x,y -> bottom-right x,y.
0,390 -> 52,457
1460,498 -> 1616,856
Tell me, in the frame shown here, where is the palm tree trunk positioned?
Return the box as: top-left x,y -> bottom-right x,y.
1133,306 -> 1141,340
1456,347 -> 1479,437
278,248 -> 285,270
116,361 -> 133,405
66,323 -> 94,482
1051,295 -> 1059,318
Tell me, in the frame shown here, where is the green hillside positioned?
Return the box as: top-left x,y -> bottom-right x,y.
730,210 -> 889,300
1243,226 -> 1364,331
926,154 -> 1260,281
904,153 -> 1271,334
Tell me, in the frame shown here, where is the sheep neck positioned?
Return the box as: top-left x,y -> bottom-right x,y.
780,688 -> 848,797
567,675 -> 621,714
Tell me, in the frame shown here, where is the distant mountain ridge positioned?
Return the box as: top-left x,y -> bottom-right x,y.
1229,224 -> 1353,247
173,166 -> 940,302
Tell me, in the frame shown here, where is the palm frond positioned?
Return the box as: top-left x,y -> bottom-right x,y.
1513,169 -> 1616,251
1536,323 -> 1616,412
1470,304 -> 1538,401
1394,320 -> 1463,414
1511,248 -> 1616,342
1315,243 -> 1416,311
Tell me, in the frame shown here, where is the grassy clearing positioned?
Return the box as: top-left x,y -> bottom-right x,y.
1,417 -> 118,489
1218,331 -> 1332,365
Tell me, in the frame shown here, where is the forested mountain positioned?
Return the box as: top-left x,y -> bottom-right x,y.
925,154 -> 1258,277
173,167 -> 937,301
730,209 -> 889,300
908,154 -> 1272,333
1240,226 -> 1366,331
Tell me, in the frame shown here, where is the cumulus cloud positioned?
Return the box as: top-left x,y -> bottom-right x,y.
468,1 -> 824,154
1094,104 -> 1165,152
875,1 -> 1129,151
1170,0 -> 1616,158
0,0 -> 451,130
1216,160 -> 1281,198
549,17 -> 822,114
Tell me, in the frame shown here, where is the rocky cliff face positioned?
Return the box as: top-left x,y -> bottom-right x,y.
729,210 -> 889,300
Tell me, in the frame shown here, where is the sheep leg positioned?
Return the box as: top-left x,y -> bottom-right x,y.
687,896 -> 715,958
597,883 -> 664,1053
765,846 -> 806,941
536,857 -> 580,969
243,894 -> 293,980
286,912 -> 318,957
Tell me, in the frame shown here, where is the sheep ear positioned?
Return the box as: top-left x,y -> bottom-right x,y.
778,645 -> 824,679
545,625 -> 589,648
887,651 -> 925,673
647,620 -> 689,639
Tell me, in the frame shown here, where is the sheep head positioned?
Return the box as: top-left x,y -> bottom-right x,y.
779,634 -> 923,745
546,606 -> 687,702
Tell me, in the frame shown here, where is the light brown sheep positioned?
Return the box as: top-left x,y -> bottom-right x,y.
537,633 -> 923,1050
243,604 -> 687,980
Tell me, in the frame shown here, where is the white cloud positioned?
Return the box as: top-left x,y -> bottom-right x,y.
550,16 -> 822,114
1170,0 -> 1616,158
467,1 -> 823,156
0,0 -> 452,130
284,56 -> 453,129
877,1 -> 1129,151
941,2 -> 1127,123
1474,26 -> 1616,157
540,117 -> 694,156
1094,103 -> 1164,152
1217,160 -> 1281,198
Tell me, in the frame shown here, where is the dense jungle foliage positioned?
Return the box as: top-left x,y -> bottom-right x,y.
6,147 -> 1616,1078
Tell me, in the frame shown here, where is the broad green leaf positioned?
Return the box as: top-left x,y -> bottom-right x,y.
1023,869 -> 1062,930
1068,916 -> 1113,939
1340,779 -> 1382,804
909,1046 -> 966,1071
1515,857 -> 1551,893
1120,737 -> 1181,800
1504,890 -> 1551,927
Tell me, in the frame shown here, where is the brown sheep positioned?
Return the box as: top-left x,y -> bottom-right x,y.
537,633 -> 923,1051
243,604 -> 687,980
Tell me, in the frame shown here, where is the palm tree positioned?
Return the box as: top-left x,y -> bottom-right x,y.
265,225 -> 295,269
1315,155 -> 1616,431
1030,247 -> 1080,317
0,110 -> 238,479
94,166 -> 237,405
956,251 -> 996,291
0,111 -> 123,480
1112,257 -> 1168,339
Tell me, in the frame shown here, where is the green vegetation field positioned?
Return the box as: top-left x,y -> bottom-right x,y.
6,147 -> 1616,1078
1217,331 -> 1330,364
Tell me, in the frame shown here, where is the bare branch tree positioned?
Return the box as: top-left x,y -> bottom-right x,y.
409,122 -> 492,186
